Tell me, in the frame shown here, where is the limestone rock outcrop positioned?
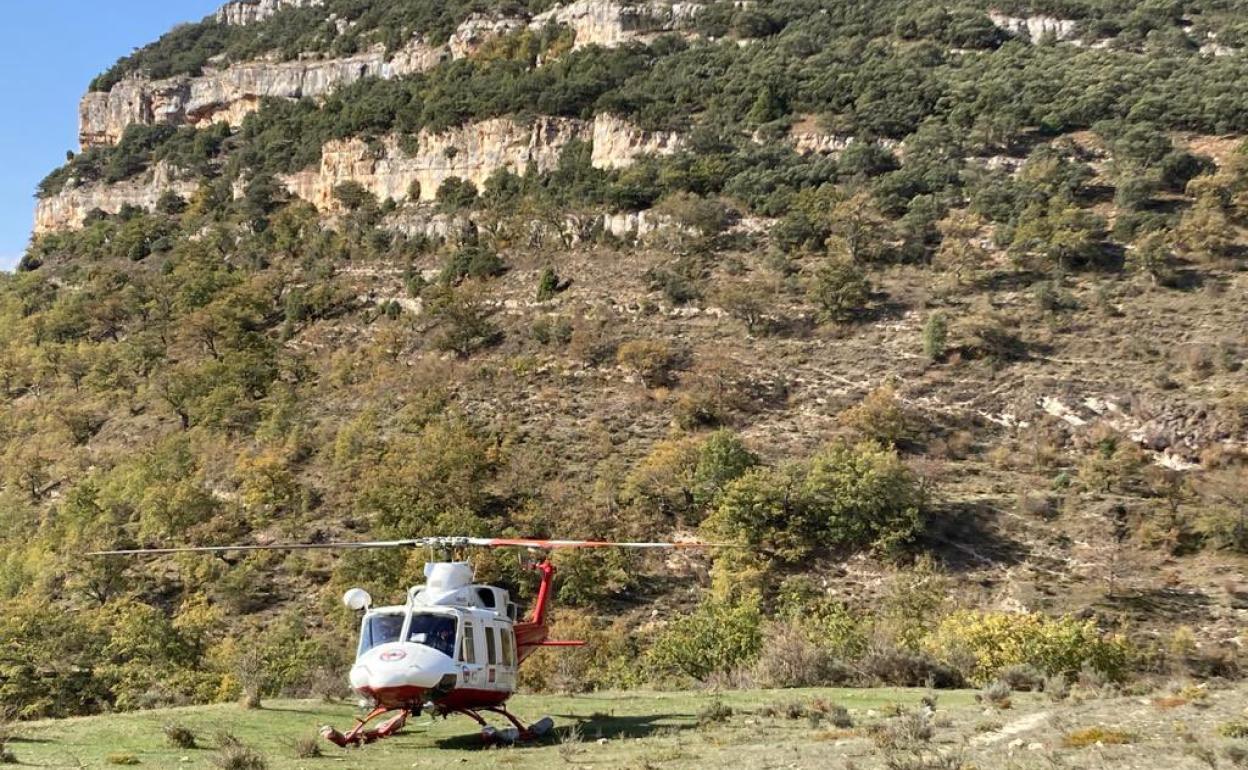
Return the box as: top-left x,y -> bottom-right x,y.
33,163 -> 200,233
38,114 -> 682,233
533,0 -> 701,49
79,38 -> 447,147
282,117 -> 590,210
79,1 -> 701,149
988,12 -> 1079,42
282,114 -> 682,211
216,0 -> 323,26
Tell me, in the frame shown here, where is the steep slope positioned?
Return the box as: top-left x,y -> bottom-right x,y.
3,0 -> 1247,721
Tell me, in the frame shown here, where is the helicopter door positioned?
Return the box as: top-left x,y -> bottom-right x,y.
496,625 -> 517,689
459,621 -> 486,689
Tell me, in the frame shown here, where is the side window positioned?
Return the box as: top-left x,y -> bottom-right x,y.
485,625 -> 498,665
461,623 -> 476,664
501,628 -> 515,667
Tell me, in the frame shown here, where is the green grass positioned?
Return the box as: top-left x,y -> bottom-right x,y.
9,688 -> 977,769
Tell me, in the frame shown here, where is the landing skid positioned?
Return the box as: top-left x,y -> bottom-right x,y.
321,704 -> 554,748
321,707 -> 410,747
449,707 -> 555,744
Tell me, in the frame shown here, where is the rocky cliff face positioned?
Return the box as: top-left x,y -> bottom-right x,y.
533,0 -> 701,50
282,113 -> 682,210
216,0 -> 323,26
33,163 -> 201,233
79,0 -> 700,149
79,39 -> 447,147
38,114 -> 682,232
988,12 -> 1079,42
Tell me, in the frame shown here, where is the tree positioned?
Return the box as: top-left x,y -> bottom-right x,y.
332,181 -> 376,212
809,257 -> 870,323
1172,194 -> 1236,263
923,312 -> 948,361
715,275 -> 778,335
933,210 -> 989,284
1009,196 -> 1106,270
824,191 -> 893,263
426,284 -> 500,358
1126,229 -> 1176,285
435,177 -> 479,212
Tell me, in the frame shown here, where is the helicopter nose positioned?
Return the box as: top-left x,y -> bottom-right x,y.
351,642 -> 458,697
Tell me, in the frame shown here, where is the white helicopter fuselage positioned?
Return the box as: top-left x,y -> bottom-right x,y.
347,563 -> 522,712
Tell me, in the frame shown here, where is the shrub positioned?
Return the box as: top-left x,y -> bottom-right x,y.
691,430 -> 758,509
837,385 -> 912,446
440,246 -> 505,285
922,312 -> 948,361
435,176 -> 478,212
978,680 -> 1012,709
1221,722 -> 1248,740
426,285 -> 502,358
1044,673 -> 1070,701
616,339 -> 678,388
998,664 -> 1044,692
643,600 -> 762,681
291,736 -> 322,759
697,700 -> 733,725
708,440 -> 924,560
859,647 -> 965,688
751,622 -> 849,688
925,612 -> 1131,685
164,723 -> 198,749
809,257 -> 870,322
212,744 -> 267,770
1062,727 -> 1133,748
332,181 -> 375,212
536,267 -> 561,301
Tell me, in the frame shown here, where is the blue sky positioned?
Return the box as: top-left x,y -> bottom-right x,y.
0,1 -> 222,272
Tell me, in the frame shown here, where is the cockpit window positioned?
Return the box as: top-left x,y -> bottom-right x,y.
359,613 -> 404,656
407,613 -> 457,658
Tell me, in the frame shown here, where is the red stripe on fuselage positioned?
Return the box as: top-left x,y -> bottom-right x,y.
363,685 -> 512,711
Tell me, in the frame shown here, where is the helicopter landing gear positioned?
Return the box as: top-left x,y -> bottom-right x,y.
320,707 -> 410,747
451,707 -> 555,744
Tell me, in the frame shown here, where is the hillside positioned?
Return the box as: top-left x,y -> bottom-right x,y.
2,0 -> 1247,724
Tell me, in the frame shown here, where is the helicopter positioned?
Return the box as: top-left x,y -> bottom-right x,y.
92,536 -> 725,747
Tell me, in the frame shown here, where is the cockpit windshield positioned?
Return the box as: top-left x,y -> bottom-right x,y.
358,613 -> 404,656
407,613 -> 457,658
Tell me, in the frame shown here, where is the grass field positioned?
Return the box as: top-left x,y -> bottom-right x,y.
6,684 -> 1247,769
7,688 -> 970,769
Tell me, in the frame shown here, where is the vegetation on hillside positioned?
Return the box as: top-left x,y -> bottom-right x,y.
5,0 -> 1247,723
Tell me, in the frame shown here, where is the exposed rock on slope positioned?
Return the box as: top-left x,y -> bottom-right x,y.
283,113 -> 683,209
79,0 -> 701,148
988,12 -> 1079,42
216,0 -> 323,26
38,115 -> 683,231
79,39 -> 447,147
33,163 -> 200,233
533,0 -> 702,50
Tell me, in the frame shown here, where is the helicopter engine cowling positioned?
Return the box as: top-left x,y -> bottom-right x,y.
350,642 -> 460,709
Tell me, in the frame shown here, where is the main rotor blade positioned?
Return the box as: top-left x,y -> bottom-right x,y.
88,540 -> 425,556
465,538 -> 736,549
89,536 -> 737,557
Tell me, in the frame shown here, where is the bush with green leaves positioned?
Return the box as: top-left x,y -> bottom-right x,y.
706,440 -> 924,561
642,600 -> 763,681
924,611 -> 1132,685
809,257 -> 871,323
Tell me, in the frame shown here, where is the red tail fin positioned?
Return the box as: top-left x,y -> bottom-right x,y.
528,560 -> 556,626
515,560 -> 562,664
